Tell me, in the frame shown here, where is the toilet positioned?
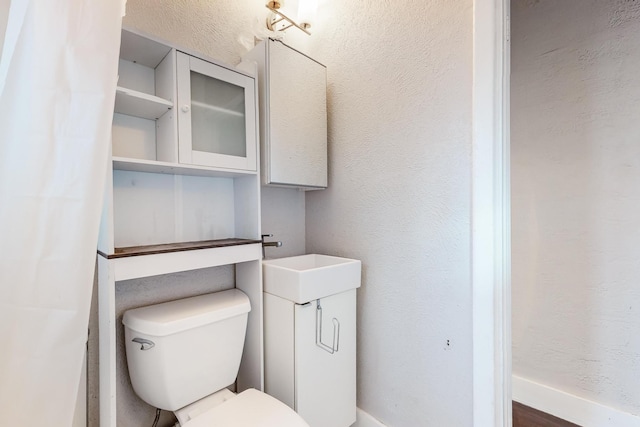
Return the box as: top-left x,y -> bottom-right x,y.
122,289 -> 309,427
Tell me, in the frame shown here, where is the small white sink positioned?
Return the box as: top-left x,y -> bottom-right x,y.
262,254 -> 361,304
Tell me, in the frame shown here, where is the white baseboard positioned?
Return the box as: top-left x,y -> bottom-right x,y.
512,375 -> 640,427
353,408 -> 387,427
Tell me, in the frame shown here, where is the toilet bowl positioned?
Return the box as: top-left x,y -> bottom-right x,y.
178,389 -> 307,427
122,289 -> 309,427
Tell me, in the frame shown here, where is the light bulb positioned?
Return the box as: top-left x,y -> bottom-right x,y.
297,0 -> 318,28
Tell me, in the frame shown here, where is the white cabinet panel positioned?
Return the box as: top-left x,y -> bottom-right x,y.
177,52 -> 257,172
268,41 -> 327,188
295,290 -> 357,427
264,289 -> 357,427
263,293 -> 296,408
242,40 -> 327,189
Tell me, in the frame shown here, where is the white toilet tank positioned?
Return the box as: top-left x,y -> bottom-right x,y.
122,289 -> 251,411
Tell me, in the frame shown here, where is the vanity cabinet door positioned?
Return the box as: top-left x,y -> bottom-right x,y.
176,52 -> 257,171
267,41 -> 327,188
294,290 -> 357,427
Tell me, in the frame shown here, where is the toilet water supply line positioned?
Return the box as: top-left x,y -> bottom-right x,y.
316,300 -> 340,354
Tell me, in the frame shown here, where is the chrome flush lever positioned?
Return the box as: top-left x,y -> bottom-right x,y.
132,337 -> 155,351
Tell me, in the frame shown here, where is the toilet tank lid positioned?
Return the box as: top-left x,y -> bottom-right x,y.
122,289 -> 251,337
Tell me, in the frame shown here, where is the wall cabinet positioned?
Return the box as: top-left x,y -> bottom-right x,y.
112,31 -> 257,174
97,28 -> 263,427
242,39 -> 327,190
105,29 -> 262,250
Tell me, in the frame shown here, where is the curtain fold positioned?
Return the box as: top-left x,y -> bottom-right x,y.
0,0 -> 124,425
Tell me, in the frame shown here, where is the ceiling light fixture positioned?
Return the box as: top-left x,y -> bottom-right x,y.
266,0 -> 314,35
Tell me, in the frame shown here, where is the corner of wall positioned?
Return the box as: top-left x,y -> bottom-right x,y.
354,408 -> 387,427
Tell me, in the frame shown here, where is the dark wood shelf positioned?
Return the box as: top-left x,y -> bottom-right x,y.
98,238 -> 262,259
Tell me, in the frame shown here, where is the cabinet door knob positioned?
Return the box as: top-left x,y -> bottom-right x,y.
181,105 -> 190,113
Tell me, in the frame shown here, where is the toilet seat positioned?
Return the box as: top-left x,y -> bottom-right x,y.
182,389 -> 309,427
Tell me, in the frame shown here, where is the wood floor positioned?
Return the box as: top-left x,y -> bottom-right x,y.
513,402 -> 581,427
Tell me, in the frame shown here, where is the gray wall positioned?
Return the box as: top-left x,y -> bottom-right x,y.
512,0 -> 640,416
304,1 -> 474,426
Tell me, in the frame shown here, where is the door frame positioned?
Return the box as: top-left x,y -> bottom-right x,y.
471,0 -> 511,426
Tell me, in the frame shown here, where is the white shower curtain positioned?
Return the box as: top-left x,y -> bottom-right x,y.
0,1 -> 124,425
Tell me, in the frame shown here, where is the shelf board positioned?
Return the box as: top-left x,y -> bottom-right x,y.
115,86 -> 173,120
120,29 -> 172,68
112,156 -> 258,178
99,238 -> 262,259
192,100 -> 244,117
98,241 -> 262,281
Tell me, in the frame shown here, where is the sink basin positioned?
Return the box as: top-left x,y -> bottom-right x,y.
262,254 -> 361,304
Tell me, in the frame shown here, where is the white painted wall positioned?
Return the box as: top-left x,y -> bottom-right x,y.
302,1 -> 474,426
260,186 -> 305,259
511,0 -> 640,419
93,1 -> 475,426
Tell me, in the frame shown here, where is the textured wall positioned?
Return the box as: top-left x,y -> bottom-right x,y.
124,0 -> 258,65
260,186 -> 306,259
511,0 -> 640,416
303,1 -> 474,425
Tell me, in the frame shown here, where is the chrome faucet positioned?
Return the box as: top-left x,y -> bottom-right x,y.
261,234 -> 282,258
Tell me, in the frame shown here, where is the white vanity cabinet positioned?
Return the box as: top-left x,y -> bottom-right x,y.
97,28 -> 263,427
262,254 -> 360,427
264,290 -> 357,427
242,39 -> 327,189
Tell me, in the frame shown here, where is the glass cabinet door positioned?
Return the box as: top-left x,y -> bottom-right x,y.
177,52 -> 257,171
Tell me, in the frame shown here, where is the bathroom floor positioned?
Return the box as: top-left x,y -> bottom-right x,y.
512,402 -> 580,427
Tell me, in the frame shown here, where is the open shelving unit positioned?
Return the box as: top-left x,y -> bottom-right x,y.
97,27 -> 263,427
